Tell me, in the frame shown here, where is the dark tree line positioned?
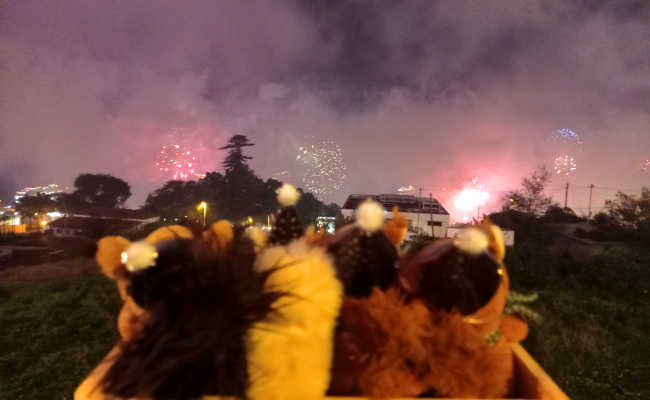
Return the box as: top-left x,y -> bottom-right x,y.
143,135 -> 340,225
7,135 -> 340,228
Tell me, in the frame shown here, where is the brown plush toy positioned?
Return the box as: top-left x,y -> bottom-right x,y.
329,220 -> 529,398
96,224 -> 204,341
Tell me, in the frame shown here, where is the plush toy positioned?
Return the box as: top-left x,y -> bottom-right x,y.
329,219 -> 530,398
267,183 -> 303,246
77,184 -> 342,400
76,224 -> 283,400
246,183 -> 343,400
95,225 -> 193,341
324,198 -> 398,298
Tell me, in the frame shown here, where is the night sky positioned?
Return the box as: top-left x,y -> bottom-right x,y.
0,0 -> 648,217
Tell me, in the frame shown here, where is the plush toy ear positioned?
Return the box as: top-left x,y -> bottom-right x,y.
384,206 -> 408,245
145,225 -> 193,243
96,236 -> 130,280
304,224 -> 324,245
501,314 -> 529,343
478,218 -> 505,262
246,227 -> 268,250
203,220 -> 235,253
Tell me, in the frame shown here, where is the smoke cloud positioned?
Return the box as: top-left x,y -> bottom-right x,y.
1,0 -> 648,217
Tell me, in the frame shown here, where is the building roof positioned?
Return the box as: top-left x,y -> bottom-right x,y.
49,216 -> 144,230
75,207 -> 157,221
342,194 -> 449,215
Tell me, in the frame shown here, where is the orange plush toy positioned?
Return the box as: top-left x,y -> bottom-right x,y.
95,225 -> 194,341
329,220 -> 530,398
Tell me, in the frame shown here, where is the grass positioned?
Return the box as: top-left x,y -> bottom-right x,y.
508,245 -> 650,400
0,275 -> 121,400
0,240 -> 648,399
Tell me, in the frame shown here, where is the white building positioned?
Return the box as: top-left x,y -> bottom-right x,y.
341,194 -> 450,238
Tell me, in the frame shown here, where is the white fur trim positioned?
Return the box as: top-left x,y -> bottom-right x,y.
122,241 -> 159,272
453,227 -> 489,255
277,183 -> 300,207
355,199 -> 385,233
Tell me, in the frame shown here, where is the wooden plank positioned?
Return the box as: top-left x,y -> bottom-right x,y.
511,343 -> 570,400
77,344 -> 569,400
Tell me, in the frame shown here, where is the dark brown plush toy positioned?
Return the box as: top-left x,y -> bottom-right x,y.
329,221 -> 529,398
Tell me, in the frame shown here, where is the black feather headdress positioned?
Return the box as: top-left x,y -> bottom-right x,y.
325,199 -> 397,298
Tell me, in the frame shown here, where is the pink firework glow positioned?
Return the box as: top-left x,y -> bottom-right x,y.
452,177 -> 489,222
642,159 -> 650,172
154,144 -> 205,181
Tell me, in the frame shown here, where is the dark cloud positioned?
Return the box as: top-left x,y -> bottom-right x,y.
0,0 -> 648,217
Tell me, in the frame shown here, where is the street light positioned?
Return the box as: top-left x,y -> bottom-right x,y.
247,216 -> 253,225
197,201 -> 207,227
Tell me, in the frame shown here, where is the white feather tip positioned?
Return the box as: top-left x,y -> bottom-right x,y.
356,199 -> 385,233
276,183 -> 300,207
453,228 -> 489,255
121,241 -> 159,272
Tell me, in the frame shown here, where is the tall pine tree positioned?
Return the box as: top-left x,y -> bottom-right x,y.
219,135 -> 254,172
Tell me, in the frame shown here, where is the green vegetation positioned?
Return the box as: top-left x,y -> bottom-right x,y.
507,244 -> 650,400
1,223 -> 648,399
0,276 -> 121,400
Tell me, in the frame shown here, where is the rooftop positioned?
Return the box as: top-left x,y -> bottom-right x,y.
49,216 -> 145,231
75,207 -> 157,221
342,194 -> 449,215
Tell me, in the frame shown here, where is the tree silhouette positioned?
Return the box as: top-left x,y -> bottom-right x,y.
73,174 -> 132,208
605,187 -> 649,229
219,135 -> 254,172
502,167 -> 554,217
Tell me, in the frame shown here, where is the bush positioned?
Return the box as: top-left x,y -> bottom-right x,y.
542,205 -> 583,223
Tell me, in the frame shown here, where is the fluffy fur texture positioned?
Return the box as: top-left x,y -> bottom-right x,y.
453,227 -> 489,255
326,224 -> 397,297
384,206 -> 408,245
331,221 -> 528,398
145,224 -> 193,243
96,236 -> 146,341
246,226 -> 268,250
98,228 -> 283,400
121,240 -> 158,272
247,239 -> 342,400
203,220 -> 234,254
267,207 -> 303,246
330,287 -> 516,398
276,182 -> 300,207
95,225 -> 194,341
355,199 -> 385,233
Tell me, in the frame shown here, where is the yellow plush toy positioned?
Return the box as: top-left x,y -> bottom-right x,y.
245,183 -> 342,400
247,238 -> 343,400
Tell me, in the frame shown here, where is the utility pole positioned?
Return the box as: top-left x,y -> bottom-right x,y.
418,187 -> 423,235
429,192 -> 434,238
588,184 -> 595,218
564,183 -> 569,209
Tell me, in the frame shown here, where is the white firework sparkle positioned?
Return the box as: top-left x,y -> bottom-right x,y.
297,141 -> 346,196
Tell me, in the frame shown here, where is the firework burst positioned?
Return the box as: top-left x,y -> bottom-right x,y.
154,144 -> 204,181
451,176 -> 489,223
297,141 -> 346,196
553,154 -> 577,176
